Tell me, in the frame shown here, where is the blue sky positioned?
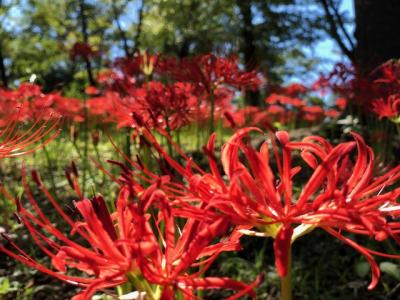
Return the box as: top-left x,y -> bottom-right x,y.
310,0 -> 354,76
3,0 -> 355,85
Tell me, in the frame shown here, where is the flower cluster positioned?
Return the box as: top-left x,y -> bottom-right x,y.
1,161 -> 262,299
2,51 -> 400,300
139,125 -> 400,290
0,84 -> 83,124
223,83 -> 346,130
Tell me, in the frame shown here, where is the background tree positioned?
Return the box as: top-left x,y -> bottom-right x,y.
1,0 -> 353,96
319,0 -> 400,74
0,0 -> 18,88
354,0 -> 400,74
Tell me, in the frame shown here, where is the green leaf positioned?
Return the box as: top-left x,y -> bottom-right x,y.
355,261 -> 370,278
380,262 -> 400,281
0,277 -> 10,295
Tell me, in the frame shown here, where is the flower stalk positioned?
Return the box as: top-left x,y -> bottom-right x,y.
280,247 -> 292,300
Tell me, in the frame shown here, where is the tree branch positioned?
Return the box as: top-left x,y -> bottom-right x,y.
319,0 -> 355,61
112,0 -> 131,57
0,41 -> 8,88
133,0 -> 145,54
327,0 -> 355,50
78,0 -> 95,86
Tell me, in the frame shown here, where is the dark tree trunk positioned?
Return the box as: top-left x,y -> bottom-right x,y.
0,44 -> 8,88
237,0 -> 260,107
79,0 -> 95,86
133,0 -> 145,54
354,0 -> 400,74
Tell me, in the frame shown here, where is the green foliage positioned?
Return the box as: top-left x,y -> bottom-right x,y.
0,0 -> 335,91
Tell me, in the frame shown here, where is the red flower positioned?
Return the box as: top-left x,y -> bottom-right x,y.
85,86 -> 99,96
114,52 -> 159,77
131,185 -> 262,299
324,109 -> 340,119
70,42 -> 97,60
1,166 -> 261,299
335,97 -> 347,110
113,81 -> 198,130
159,54 -> 261,92
0,112 -> 60,158
284,83 -> 307,97
265,93 -> 304,107
141,126 -> 400,290
372,94 -> 400,121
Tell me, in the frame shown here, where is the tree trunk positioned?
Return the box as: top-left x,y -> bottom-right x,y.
354,0 -> 400,74
132,0 -> 145,54
79,0 -> 96,86
237,0 -> 260,107
0,43 -> 8,88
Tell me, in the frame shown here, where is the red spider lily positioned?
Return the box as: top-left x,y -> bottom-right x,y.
0,179 -> 138,300
1,165 -> 261,299
372,94 -> 400,121
263,92 -> 332,126
335,97 -> 347,110
127,185 -> 262,299
324,109 -> 341,119
0,112 -> 60,158
373,59 -> 400,85
0,84 -> 84,123
140,126 -> 400,291
159,54 -> 261,92
121,81 -> 198,130
85,86 -> 99,96
158,54 -> 260,132
300,105 -> 325,123
93,54 -> 250,130
313,60 -> 400,113
265,93 -> 304,108
70,42 -> 97,60
97,69 -> 137,95
86,91 -> 133,127
283,83 -> 307,97
114,52 -> 159,78
223,106 -> 270,129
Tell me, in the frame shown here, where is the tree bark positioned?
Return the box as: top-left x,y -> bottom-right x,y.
236,0 -> 260,107
0,43 -> 8,88
79,0 -> 96,86
132,0 -> 145,54
354,0 -> 400,74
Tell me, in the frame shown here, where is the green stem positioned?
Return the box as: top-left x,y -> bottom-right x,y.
125,127 -> 132,167
82,99 -> 89,198
41,142 -> 57,196
280,247 -> 292,300
209,91 -> 215,135
396,123 -> 400,137
165,117 -> 173,157
196,122 -> 201,149
93,143 -> 106,184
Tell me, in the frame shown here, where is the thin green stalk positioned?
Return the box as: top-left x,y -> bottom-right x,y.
280,248 -> 292,300
82,97 -> 89,197
125,127 -> 132,167
41,142 -> 57,196
93,142 -> 106,185
176,128 -> 181,149
209,92 -> 215,135
165,118 -> 173,157
71,138 -> 95,181
196,121 -> 201,149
